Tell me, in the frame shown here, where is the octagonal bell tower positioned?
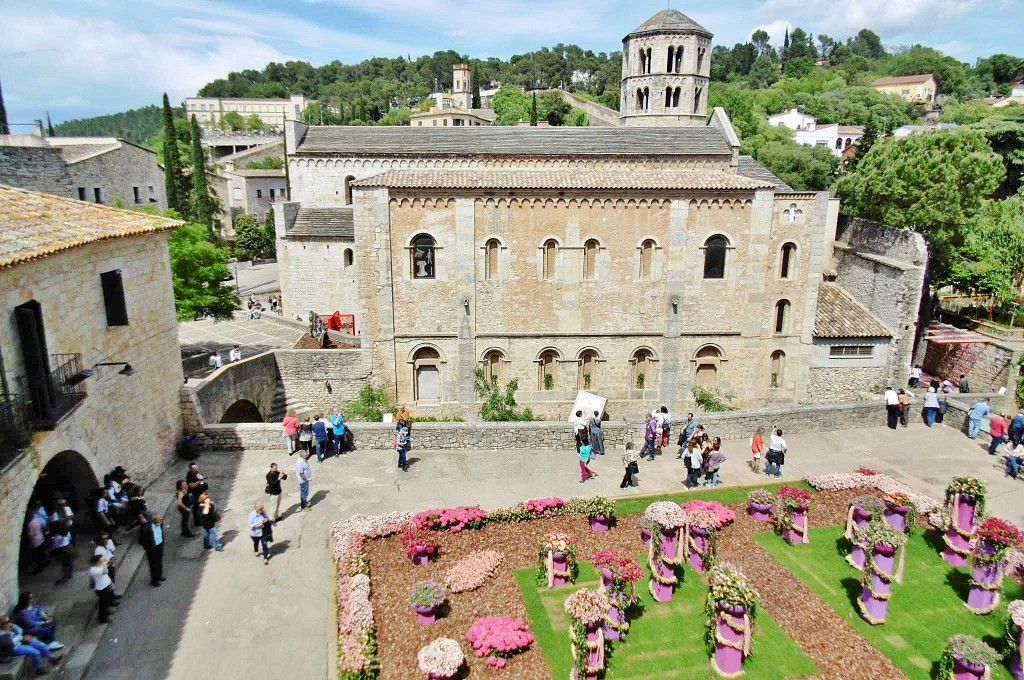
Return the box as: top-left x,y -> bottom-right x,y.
620,9 -> 713,126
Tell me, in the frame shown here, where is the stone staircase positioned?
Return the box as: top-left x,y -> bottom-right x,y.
268,382 -> 312,423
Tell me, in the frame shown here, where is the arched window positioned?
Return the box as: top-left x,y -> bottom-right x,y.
583,239 -> 599,280
703,235 -> 728,279
578,350 -> 598,390
696,47 -> 706,72
774,300 -> 791,334
543,239 -> 558,280
780,243 -> 796,279
835,138 -> 843,150
637,88 -> 645,110
482,349 -> 505,384
484,239 -> 500,280
639,239 -> 655,280
693,86 -> 702,113
674,46 -> 684,73
411,234 -> 436,279
673,87 -> 681,108
665,87 -> 673,108
343,248 -> 354,267
539,350 -> 559,390
645,48 -> 652,74
343,175 -> 356,205
770,350 -> 786,388
413,347 -> 442,401
845,138 -> 853,148
666,46 -> 675,73
631,348 -> 655,390
694,346 -> 722,388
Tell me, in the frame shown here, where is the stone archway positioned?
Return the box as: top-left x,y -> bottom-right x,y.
220,399 -> 264,423
32,449 -> 100,517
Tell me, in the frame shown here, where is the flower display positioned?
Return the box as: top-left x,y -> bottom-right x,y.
525,497 -> 565,514
408,581 -> 447,609
850,494 -> 884,514
857,466 -> 879,476
1009,599 -> 1024,628
401,524 -> 442,560
564,588 -> 611,625
566,495 -> 616,518
805,472 -> 941,513
414,505 -> 488,533
417,638 -> 465,678
938,634 -> 1000,677
747,489 -> 774,505
591,549 -> 644,583
706,562 -> 760,610
643,501 -> 689,530
542,532 -> 576,554
945,476 -> 988,520
975,517 -> 1024,550
854,519 -> 908,550
443,550 -> 504,593
777,484 -> 813,509
681,500 -> 736,528
465,616 -> 534,668
688,508 -> 722,531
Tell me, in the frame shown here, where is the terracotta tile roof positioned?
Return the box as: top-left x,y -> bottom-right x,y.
0,184 -> 181,269
871,74 -> 934,87
296,125 -> 732,156
352,169 -> 774,191
813,283 -> 892,338
838,125 -> 866,135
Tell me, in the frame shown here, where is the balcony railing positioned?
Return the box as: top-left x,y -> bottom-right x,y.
0,392 -> 31,469
47,353 -> 88,425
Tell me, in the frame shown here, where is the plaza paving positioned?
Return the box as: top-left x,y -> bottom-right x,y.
38,421 -> 1022,679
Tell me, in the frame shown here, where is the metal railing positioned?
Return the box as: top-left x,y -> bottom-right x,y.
0,393 -> 31,468
48,353 -> 88,424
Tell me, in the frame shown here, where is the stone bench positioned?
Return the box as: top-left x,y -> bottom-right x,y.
0,655 -> 31,680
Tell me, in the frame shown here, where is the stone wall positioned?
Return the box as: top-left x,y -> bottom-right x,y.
274,349 -> 374,415
191,351 -> 279,424
276,235 -> 358,322
66,142 -> 167,212
923,340 -> 1014,393
0,147 -> 74,197
806,366 -> 886,402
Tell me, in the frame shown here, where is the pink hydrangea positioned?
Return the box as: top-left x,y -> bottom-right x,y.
805,472 -> 940,513
414,505 -> 488,533
444,550 -> 504,593
680,500 -> 736,528
525,497 -> 565,514
466,616 -> 534,663
643,501 -> 688,530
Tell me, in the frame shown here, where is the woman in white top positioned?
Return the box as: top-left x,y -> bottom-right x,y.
93,532 -> 118,584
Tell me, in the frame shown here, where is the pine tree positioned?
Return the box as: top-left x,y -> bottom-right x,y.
530,92 -> 538,126
161,93 -> 186,214
471,68 -> 481,109
0,78 -> 9,135
189,115 -> 214,231
46,113 -> 54,137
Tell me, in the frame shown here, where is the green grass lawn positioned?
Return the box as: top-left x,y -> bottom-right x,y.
515,558 -> 819,679
613,480 -> 813,517
757,526 -> 1024,680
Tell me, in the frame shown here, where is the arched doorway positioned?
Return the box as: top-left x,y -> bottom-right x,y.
221,399 -> 263,423
694,346 -> 723,388
413,347 -> 442,401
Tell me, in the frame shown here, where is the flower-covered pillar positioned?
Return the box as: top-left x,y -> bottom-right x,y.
845,495 -> 884,571
643,502 -> 689,603
1008,601 -> 1024,680
417,637 -> 465,680
565,589 -> 609,680
775,485 -> 813,546
539,533 -> 576,588
882,492 -> 918,534
857,522 -> 907,626
592,550 -> 642,642
965,518 -> 1024,615
938,635 -> 1000,680
706,563 -> 759,678
942,477 -> 987,568
687,509 -> 721,573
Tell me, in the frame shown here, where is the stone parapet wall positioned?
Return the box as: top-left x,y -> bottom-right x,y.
923,340 -> 1014,394
806,366 -> 885,403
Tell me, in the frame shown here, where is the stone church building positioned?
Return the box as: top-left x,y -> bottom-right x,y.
274,9 -> 923,417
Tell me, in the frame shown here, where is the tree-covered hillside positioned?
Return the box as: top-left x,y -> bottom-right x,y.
53,104 -> 184,146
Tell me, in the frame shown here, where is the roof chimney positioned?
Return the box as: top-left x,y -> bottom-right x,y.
33,120 -> 45,138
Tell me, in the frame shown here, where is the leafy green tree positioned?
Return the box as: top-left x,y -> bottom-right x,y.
848,29 -> 886,60
947,197 -> 1024,306
472,368 -> 534,421
245,114 -> 264,131
885,45 -> 969,98
741,124 -> 839,190
346,384 -> 394,422
748,54 -> 781,89
783,56 -> 815,79
234,214 -> 269,260
471,68 -> 481,109
162,94 -> 187,215
243,156 -> 284,170
168,221 -> 237,320
708,84 -> 760,139
46,113 -> 54,137
221,110 -> 245,131
189,115 -> 215,230
751,30 -> 772,57
263,211 -> 277,258
492,85 -> 530,125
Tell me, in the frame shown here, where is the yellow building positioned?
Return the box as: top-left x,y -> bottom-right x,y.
871,74 -> 937,105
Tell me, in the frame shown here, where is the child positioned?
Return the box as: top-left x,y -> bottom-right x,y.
750,426 -> 765,474
396,424 -> 411,472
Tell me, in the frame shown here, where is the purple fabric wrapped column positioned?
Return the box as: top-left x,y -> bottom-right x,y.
1011,640 -> 1023,680
571,623 -> 604,680
785,507 -> 808,545
712,602 -> 750,678
414,604 -> 437,624
552,552 -> 569,587
943,494 -> 977,567
590,515 -> 611,532
690,526 -> 712,573
600,568 -> 628,641
858,543 -> 896,625
965,542 -> 1005,615
883,504 -> 911,533
951,656 -> 989,680
846,507 -> 872,570
412,545 -> 430,566
650,529 -> 678,602
641,527 -> 652,547
749,501 -> 772,522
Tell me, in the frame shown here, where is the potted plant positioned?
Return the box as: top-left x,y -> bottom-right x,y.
537,533 -> 577,587
845,495 -> 884,570
573,496 -> 615,532
747,489 -> 774,522
938,634 -> 1000,680
686,508 -> 722,573
402,524 -> 441,565
856,520 -> 908,625
591,549 -> 643,639
1007,600 -> 1024,680
417,637 -> 465,680
409,581 -> 447,624
565,588 -> 611,680
775,485 -> 813,545
882,491 -> 918,534
643,501 -> 689,602
944,477 -> 988,567
966,517 -> 1024,615
465,615 -> 534,669
705,563 -> 759,677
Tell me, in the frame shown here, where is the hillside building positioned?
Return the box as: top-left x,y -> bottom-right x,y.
871,74 -> 937,105
185,95 -> 310,129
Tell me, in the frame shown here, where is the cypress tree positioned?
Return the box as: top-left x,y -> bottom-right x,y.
0,78 -> 9,135
530,92 -> 538,126
161,93 -> 186,214
471,68 -> 481,109
189,115 -> 213,230
46,113 -> 54,137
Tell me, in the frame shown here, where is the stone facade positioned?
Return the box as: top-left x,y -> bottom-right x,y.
807,365 -> 886,402
0,147 -> 74,198
923,339 -> 1015,393
0,212 -> 183,606
56,140 -> 168,212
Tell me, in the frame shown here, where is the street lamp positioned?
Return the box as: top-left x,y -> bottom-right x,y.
65,361 -> 136,386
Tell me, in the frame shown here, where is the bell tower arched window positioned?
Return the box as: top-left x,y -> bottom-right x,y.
542,239 -> 558,280
774,300 -> 791,334
703,236 -> 728,279
780,243 -> 797,279
484,239 -> 500,280
583,239 -> 598,280
639,239 -> 655,280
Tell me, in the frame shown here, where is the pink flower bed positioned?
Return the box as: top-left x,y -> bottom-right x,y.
414,505 -> 489,533
443,550 -> 505,593
525,497 -> 565,515
680,500 -> 736,529
805,472 -> 940,513
466,615 -> 535,668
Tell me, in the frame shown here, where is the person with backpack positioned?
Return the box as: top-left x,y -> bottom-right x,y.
765,428 -> 787,478
682,438 -> 703,489
677,413 -> 699,457
578,434 -> 596,483
396,423 -> 411,472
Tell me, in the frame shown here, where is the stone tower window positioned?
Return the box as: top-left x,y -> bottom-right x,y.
343,175 -> 356,205
412,347 -> 442,401
693,86 -> 703,114
583,239 -> 599,280
639,239 -> 655,279
774,300 -> 791,334
538,350 -> 559,390
639,47 -> 652,74
694,345 -> 722,388
780,243 -> 797,279
631,348 -> 655,389
667,45 -> 683,73
485,239 -> 500,280
702,235 -> 729,279
542,239 -> 558,280
578,350 -> 599,390
770,350 -> 786,388
697,47 -> 706,73
344,248 -> 354,267
482,349 -> 506,384
411,234 -> 436,279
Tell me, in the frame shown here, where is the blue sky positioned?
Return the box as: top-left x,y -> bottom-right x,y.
2,0 -> 1022,127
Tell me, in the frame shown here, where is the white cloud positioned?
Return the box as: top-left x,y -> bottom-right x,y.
750,20 -> 792,48
755,0 -> 982,39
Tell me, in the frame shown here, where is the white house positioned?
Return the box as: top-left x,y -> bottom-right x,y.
795,124 -> 865,157
768,108 -> 816,131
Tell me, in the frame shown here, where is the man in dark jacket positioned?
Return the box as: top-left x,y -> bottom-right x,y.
139,514 -> 167,587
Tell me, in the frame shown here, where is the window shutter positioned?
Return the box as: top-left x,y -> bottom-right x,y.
101,270 -> 129,326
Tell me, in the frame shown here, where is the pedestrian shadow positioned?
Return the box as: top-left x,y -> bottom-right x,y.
406,457 -> 421,469
270,539 -> 291,557
219,529 -> 238,547
310,490 -> 330,506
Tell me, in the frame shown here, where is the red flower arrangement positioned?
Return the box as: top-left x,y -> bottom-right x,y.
975,517 -> 1024,549
680,500 -> 736,529
414,505 -> 488,533
778,484 -> 813,509
857,466 -> 879,476
401,524 -> 441,559
525,497 -> 565,515
591,549 -> 644,583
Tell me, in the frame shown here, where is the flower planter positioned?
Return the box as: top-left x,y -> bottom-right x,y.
712,602 -> 750,677
1011,647 -> 1023,680
651,529 -> 679,603
965,540 -> 1006,615
845,505 -> 874,570
641,527 -> 652,547
952,655 -> 989,680
858,543 -> 897,625
848,542 -> 868,571
852,507 -> 873,523
689,526 -> 712,573
413,603 -> 439,625
784,506 -> 808,545
599,567 -> 628,641
883,504 -> 911,533
589,514 -> 612,533
411,545 -> 432,566
748,501 -> 772,522
943,494 -> 977,567
572,622 -> 605,680
551,551 -> 569,587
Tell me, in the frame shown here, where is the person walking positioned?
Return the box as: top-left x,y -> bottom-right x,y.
571,410 -> 588,452
330,409 -> 347,455
281,410 -> 300,454
639,414 -> 658,461
265,463 -> 286,522
923,387 -> 940,426
958,374 -> 971,393
138,514 -> 167,587
174,480 -> 194,538
1011,409 -> 1024,446
705,437 -> 726,487
967,398 -> 991,439
765,428 -> 787,478
49,520 -> 73,586
682,438 -> 703,489
198,493 -> 223,551
578,435 -> 596,483
620,442 -> 639,488
185,463 -> 209,527
248,503 -> 272,565
909,364 -> 922,388
395,424 -> 411,472
750,426 -> 765,473
297,417 -> 313,453
898,389 -> 912,427
884,387 -> 900,429
312,414 -> 329,462
87,554 -> 119,624
295,451 -> 313,511
25,502 -> 48,575
658,406 -> 672,448
989,412 -> 1008,455
589,411 -> 605,455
